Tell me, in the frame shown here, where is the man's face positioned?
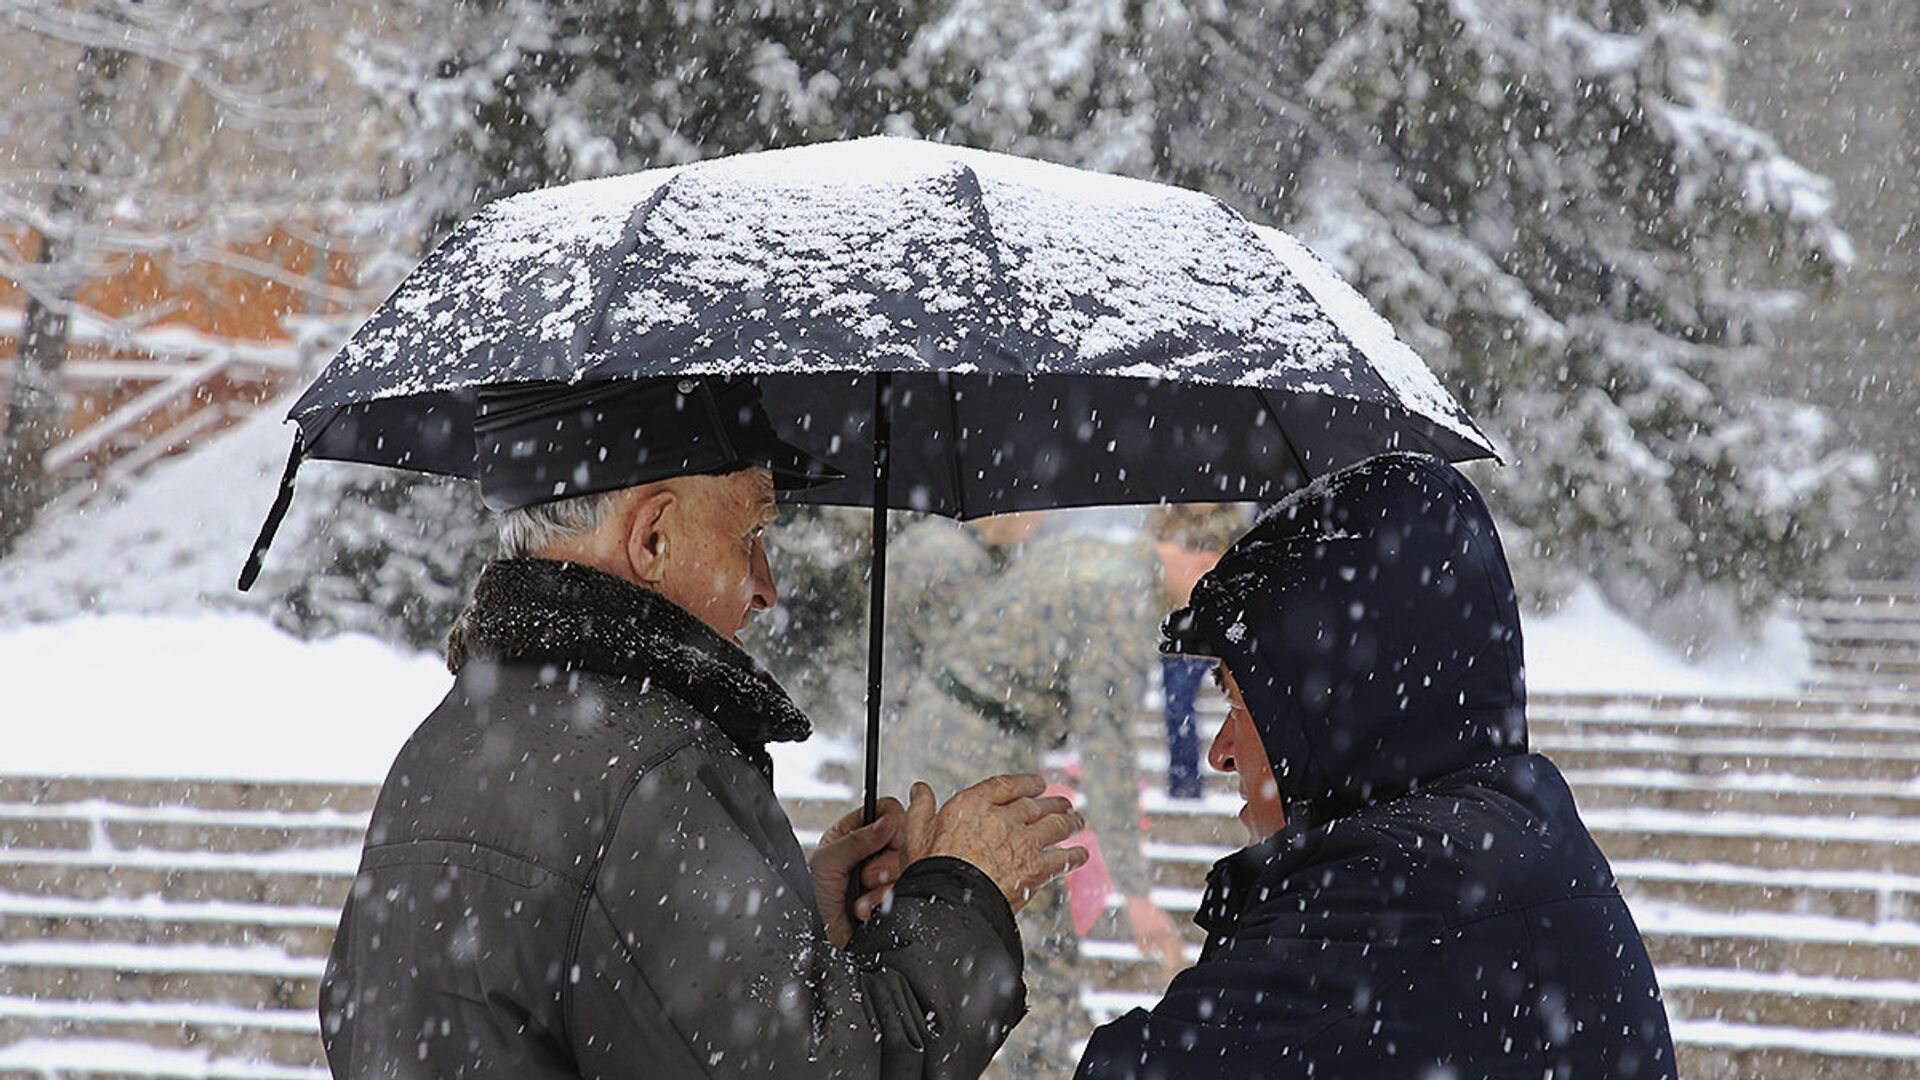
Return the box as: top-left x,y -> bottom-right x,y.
655,468 -> 780,642
1207,663 -> 1287,841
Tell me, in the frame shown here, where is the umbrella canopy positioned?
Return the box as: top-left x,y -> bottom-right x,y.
245,136 -> 1499,826
282,137 -> 1492,511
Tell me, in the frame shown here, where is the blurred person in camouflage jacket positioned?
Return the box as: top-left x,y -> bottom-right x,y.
881,513 -> 1040,728
884,514 -> 1186,1078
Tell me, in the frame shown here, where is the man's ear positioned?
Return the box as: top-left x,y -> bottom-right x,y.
623,487 -> 678,587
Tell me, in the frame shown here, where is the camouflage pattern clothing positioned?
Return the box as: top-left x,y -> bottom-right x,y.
883,531 -> 1162,1079
881,516 -> 1000,725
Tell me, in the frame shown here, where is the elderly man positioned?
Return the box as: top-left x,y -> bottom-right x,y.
321,376 -> 1088,1079
1076,454 -> 1675,1079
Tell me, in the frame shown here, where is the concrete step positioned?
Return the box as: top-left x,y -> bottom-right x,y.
15,786 -> 1913,908
1804,645 -> 1920,672
1527,711 -> 1920,743
0,1036 -> 327,1079
1677,1035 -> 1920,1080
1130,740 -> 1920,792
1128,717 -> 1920,758
8,743 -> 1920,1078
1659,968 -> 1920,1033
1563,770 -> 1920,818
1789,599 -> 1920,626
1105,875 -> 1920,981
1803,586 -> 1920,603
11,818 -> 1916,940
1613,863 -> 1920,924
1082,857 -> 1920,937
0,1001 -> 323,1070
11,897 -> 1911,1034
1635,906 -> 1920,982
1121,826 -> 1920,922
0,779 -> 376,815
1537,742 -> 1920,782
1805,628 -> 1920,653
1806,677 -> 1920,695
0,943 -> 320,1010
0,853 -> 354,908
0,807 -> 369,856
0,895 -> 337,959
1528,690 -> 1920,720
1126,748 -> 1920,813
1585,810 -> 1920,874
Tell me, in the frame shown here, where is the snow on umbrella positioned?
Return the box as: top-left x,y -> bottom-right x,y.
238,136 -> 1498,819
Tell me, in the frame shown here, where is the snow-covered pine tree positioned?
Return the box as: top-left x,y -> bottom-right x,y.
923,0 -> 1871,639
346,0 -> 942,232
266,468 -> 499,653
303,0 -> 939,666
334,0 -> 1866,652
1229,0 -> 1871,637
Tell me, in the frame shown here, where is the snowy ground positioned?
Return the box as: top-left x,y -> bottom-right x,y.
1524,583 -> 1811,695
1,598 -> 1809,782
0,615 -> 448,783
0,612 -> 860,785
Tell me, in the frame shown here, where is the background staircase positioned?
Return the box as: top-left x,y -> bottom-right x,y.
3,583 -> 1918,1078
1797,581 -> 1920,694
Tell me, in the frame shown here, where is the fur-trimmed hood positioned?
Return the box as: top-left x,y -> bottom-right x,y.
446,558 -> 810,777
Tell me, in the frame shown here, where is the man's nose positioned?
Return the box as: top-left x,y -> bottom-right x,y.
749,538 -> 778,611
1207,716 -> 1236,774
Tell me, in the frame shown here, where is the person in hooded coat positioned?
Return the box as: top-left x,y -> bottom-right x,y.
1076,453 -> 1676,1080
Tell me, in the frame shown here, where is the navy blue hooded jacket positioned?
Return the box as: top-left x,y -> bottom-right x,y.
1077,454 -> 1675,1080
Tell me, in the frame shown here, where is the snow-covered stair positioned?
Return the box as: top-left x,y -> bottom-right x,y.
1798,581 -> 1920,694
0,782 -> 362,1079
4,690 -> 1919,1079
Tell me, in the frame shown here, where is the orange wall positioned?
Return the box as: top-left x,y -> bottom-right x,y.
1,225 -> 360,462
1,225 -> 359,345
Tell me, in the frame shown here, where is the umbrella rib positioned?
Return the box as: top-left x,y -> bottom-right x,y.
1259,387 -> 1316,483
942,165 -> 1009,520
570,183 -> 675,372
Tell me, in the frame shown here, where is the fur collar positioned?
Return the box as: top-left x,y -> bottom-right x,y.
446,558 -> 811,777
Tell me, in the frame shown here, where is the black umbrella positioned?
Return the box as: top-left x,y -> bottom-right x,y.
240,137 -> 1497,821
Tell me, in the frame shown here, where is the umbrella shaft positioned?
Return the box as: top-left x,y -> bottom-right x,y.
863,373 -> 892,826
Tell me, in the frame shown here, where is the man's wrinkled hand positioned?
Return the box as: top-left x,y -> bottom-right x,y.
906,773 -> 1090,914
810,796 -> 908,948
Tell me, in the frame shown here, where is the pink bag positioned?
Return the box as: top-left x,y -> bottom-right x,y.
1046,781 -> 1115,937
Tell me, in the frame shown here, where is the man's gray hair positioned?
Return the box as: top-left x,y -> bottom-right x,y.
497,490 -> 622,559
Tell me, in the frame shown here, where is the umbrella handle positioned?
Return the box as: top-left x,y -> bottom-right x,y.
238,432 -> 304,592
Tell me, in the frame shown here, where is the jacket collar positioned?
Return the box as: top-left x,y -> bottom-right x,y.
446,558 -> 811,777
1195,830 -> 1292,947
